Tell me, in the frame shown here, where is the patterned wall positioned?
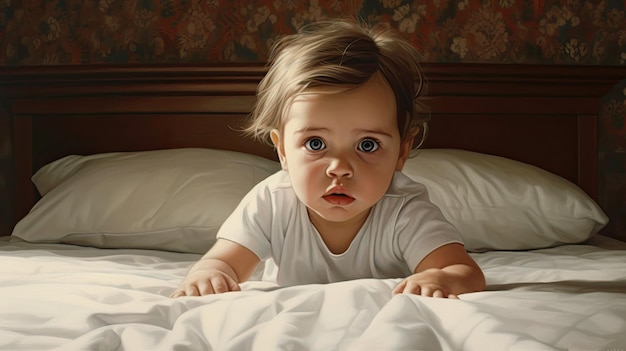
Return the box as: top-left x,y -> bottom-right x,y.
1,0 -> 625,65
1,0 -> 625,239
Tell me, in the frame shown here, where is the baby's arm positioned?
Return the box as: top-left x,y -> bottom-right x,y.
393,243 -> 485,298
170,239 -> 260,297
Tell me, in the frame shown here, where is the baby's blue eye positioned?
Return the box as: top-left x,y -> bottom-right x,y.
357,138 -> 379,153
305,137 -> 326,151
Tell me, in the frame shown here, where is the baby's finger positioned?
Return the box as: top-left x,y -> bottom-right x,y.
210,276 -> 230,294
419,286 -> 435,297
227,277 -> 241,292
184,284 -> 201,297
197,280 -> 215,295
401,282 -> 422,295
432,290 -> 444,298
170,289 -> 184,298
392,280 -> 407,295
447,293 -> 459,299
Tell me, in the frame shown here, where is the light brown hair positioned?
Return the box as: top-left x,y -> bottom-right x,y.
245,19 -> 428,147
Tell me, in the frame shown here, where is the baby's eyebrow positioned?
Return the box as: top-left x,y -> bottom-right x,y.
359,129 -> 394,138
293,127 -> 328,134
294,127 -> 394,138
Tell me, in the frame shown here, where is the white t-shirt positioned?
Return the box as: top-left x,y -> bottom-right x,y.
216,170 -> 463,286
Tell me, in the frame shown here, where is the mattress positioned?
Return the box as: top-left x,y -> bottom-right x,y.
1,236 -> 625,351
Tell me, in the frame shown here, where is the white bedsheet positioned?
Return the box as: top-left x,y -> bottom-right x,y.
1,238 -> 625,351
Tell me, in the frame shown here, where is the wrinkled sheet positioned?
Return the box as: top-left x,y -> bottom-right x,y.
1,238 -> 625,351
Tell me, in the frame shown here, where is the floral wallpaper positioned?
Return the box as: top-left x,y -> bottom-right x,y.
1,0 -> 625,65
1,0 -> 625,240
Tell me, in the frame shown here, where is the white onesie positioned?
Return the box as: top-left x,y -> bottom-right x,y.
216,170 -> 463,286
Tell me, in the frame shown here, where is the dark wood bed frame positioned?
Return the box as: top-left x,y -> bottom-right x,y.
1,63 -> 625,239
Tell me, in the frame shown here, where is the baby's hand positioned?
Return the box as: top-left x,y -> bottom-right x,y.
392,269 -> 459,299
170,258 -> 241,297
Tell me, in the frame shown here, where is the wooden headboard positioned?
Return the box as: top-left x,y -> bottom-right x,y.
1,63 -> 625,238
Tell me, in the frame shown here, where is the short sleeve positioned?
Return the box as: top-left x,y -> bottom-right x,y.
394,188 -> 464,273
216,174 -> 276,260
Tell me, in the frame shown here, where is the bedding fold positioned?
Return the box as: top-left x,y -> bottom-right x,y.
1,241 -> 625,351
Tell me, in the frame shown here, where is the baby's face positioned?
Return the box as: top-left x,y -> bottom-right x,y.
272,75 -> 410,227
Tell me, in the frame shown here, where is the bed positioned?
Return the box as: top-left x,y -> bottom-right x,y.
1,63 -> 626,350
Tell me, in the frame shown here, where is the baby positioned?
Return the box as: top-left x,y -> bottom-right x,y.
172,19 -> 485,299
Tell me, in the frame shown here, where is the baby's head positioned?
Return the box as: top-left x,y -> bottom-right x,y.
246,19 -> 429,227
246,19 -> 427,146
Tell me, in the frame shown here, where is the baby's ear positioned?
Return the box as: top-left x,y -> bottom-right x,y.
395,140 -> 413,171
395,127 -> 419,171
270,129 -> 288,171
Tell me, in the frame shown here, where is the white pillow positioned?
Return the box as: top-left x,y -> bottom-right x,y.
12,147 -> 609,253
11,148 -> 280,253
401,149 -> 608,251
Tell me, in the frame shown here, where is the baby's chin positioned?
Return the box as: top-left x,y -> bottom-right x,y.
306,204 -> 372,225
